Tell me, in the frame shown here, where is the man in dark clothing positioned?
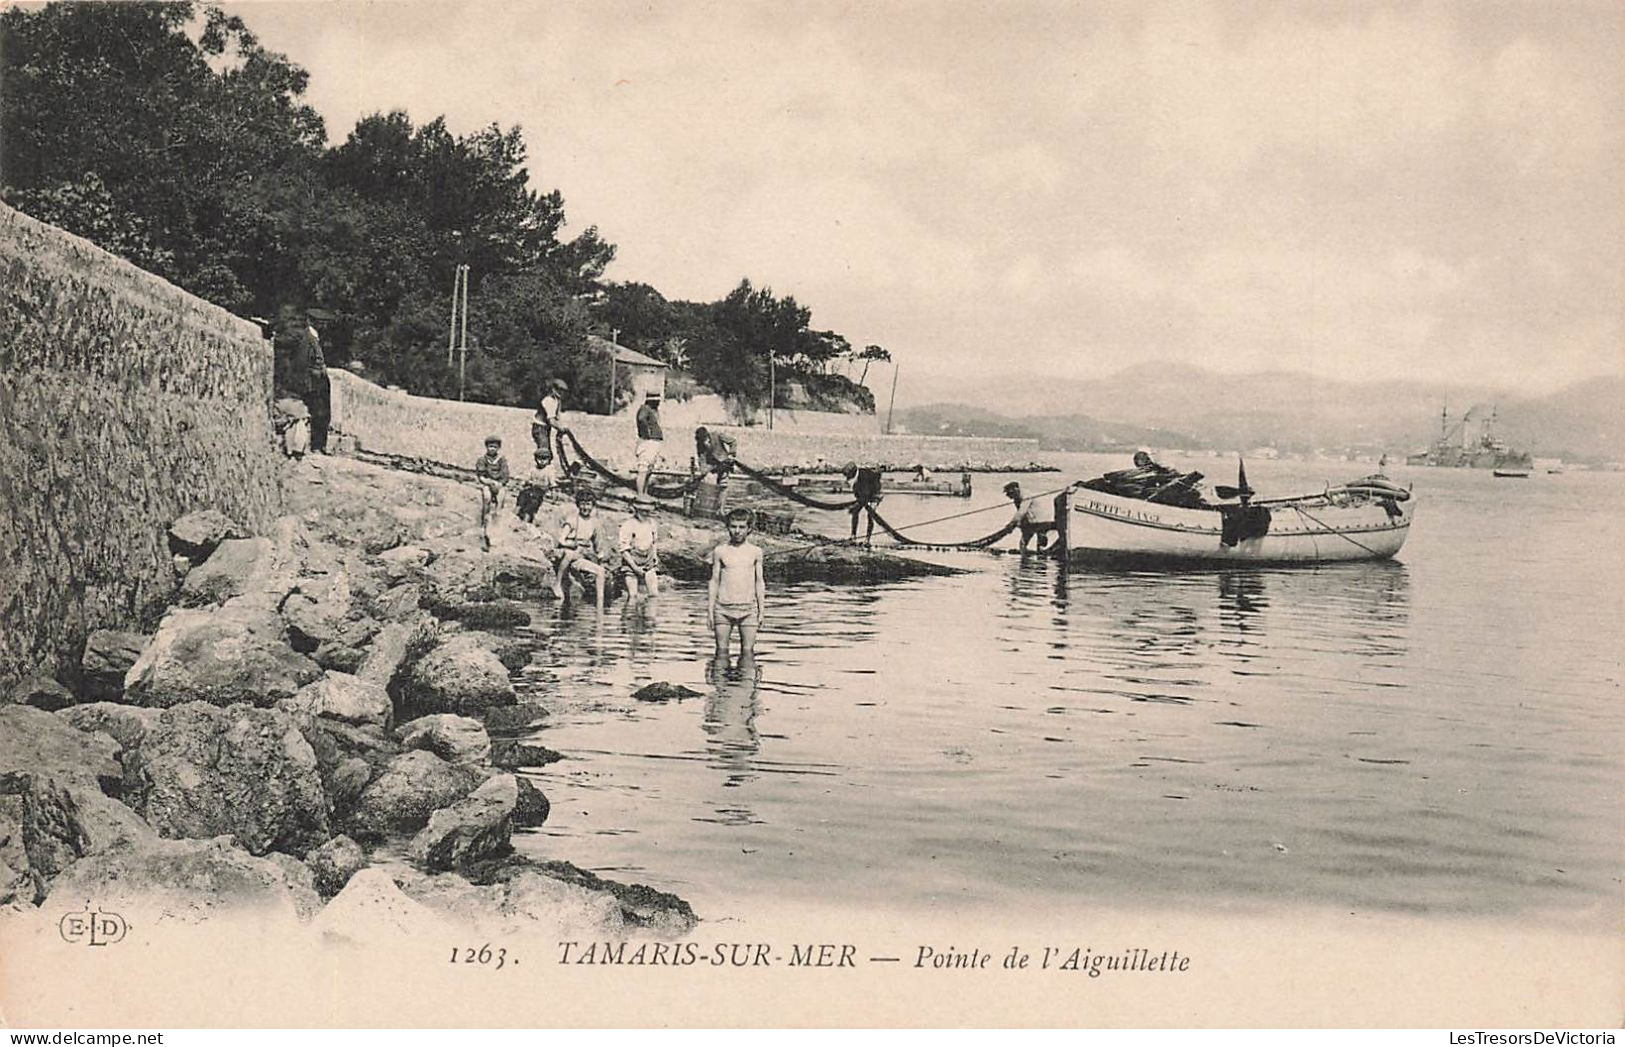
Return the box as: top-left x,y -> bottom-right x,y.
843,462 -> 883,545
634,391 -> 664,495
694,426 -> 738,487
273,307 -> 329,452
305,332 -> 331,452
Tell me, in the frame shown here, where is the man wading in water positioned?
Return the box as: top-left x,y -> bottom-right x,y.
842,462 -> 883,546
1003,481 -> 1057,553
708,508 -> 765,669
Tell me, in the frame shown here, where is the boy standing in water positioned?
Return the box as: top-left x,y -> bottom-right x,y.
708,508 -> 765,663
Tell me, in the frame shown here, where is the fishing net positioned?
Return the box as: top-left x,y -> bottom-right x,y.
562,431 -> 708,500
733,461 -> 862,510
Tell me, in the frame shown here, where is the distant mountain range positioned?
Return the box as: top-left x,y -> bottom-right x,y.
894,365 -> 1625,462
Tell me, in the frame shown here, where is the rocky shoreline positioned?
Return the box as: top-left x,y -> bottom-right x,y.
1,454 -> 957,943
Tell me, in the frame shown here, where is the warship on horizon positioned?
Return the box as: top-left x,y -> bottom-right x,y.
1405,403 -> 1534,470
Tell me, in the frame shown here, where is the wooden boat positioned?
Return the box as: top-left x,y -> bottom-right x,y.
1056,476 -> 1414,567
1492,468 -> 1531,478
781,472 -> 973,497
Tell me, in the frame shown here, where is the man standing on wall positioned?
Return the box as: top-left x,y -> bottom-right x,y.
634,391 -> 664,495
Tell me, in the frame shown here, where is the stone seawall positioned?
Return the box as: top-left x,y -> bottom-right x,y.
329,369 -> 1043,475
0,204 -> 283,688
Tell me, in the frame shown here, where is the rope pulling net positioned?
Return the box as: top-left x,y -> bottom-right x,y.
558,427 -> 1049,551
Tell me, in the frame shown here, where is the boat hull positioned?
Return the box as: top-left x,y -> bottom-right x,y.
1058,488 -> 1412,567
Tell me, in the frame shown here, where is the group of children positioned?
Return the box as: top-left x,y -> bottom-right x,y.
549,485 -> 662,610
471,423 -> 764,661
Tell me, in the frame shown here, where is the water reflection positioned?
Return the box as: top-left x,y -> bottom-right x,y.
618,595 -> 660,661
1217,570 -> 1268,628
703,657 -> 762,787
995,558 -> 1415,703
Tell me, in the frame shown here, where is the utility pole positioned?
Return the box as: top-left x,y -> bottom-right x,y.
454,265 -> 471,400
447,264 -> 463,367
768,347 -> 776,430
885,362 -> 899,435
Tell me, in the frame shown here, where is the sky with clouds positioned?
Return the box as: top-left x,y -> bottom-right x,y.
232,0 -> 1623,397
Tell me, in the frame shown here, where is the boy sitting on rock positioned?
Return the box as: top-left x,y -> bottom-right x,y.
474,435 -> 510,549
552,486 -> 610,610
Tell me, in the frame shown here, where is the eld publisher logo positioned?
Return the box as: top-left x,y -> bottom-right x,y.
58,905 -> 128,946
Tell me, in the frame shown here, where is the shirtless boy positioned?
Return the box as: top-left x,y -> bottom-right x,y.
553,487 -> 608,610
708,508 -> 765,662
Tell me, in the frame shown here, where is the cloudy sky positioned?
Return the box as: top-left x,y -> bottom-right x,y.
234,0 -> 1623,398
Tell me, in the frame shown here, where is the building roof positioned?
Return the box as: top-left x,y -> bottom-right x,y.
587,334 -> 666,369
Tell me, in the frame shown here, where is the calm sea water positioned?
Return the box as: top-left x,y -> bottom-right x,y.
511,455 -> 1624,928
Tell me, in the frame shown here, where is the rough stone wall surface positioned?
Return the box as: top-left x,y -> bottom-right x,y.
329,369 -> 1039,476
0,203 -> 282,688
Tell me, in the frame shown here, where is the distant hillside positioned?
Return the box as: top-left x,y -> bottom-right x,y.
896,404 -> 1202,452
898,367 -> 1625,462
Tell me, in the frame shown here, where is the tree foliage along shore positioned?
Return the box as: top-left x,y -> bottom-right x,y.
1,1 -> 877,414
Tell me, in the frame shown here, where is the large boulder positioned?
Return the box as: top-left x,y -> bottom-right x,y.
513,776 -> 550,829
279,546 -> 362,647
396,714 -> 490,764
0,796 -> 29,908
178,516 -> 330,611
0,770 -> 155,903
122,702 -> 330,857
419,596 -> 531,629
401,633 -> 516,718
309,866 -> 455,944
311,642 -> 367,675
78,629 -> 149,701
384,861 -> 624,939
490,739 -> 564,769
408,774 -> 517,872
376,544 -> 431,581
305,718 -> 401,774
482,702 -> 550,734
5,672 -> 75,712
55,703 -> 164,754
178,536 -> 275,606
44,836 -> 320,924
123,602 -> 321,708
355,615 -> 435,687
281,595 -> 341,653
430,855 -> 697,938
289,715 -> 401,821
367,583 -> 424,623
0,705 -> 123,792
342,750 -> 484,842
167,509 -> 250,561
304,834 -> 367,897
281,672 -> 392,729
286,602 -> 376,660
476,857 -> 699,937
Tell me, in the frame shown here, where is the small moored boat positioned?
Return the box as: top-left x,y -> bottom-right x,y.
1055,465 -> 1414,567
1492,468 -> 1531,478
783,472 -> 973,498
